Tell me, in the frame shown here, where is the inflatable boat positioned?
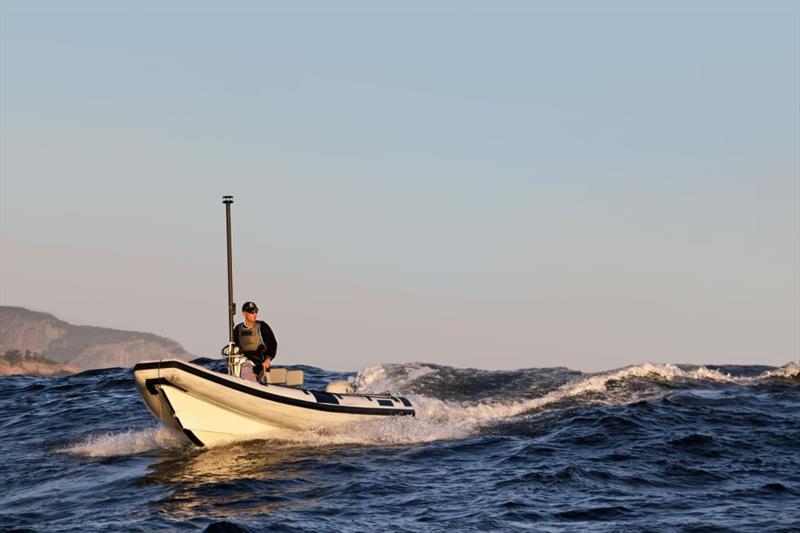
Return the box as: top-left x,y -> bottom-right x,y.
133,197 -> 414,447
133,358 -> 415,447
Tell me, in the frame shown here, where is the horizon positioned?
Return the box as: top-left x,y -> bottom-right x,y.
1,1 -> 798,372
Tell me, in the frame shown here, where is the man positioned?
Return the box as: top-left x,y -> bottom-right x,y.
233,301 -> 278,382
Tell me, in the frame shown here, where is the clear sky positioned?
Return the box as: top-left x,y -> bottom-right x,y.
1,0 -> 798,372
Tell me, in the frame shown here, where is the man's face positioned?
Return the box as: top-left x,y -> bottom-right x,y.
243,309 -> 258,324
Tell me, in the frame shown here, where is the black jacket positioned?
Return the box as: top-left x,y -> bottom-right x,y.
233,320 -> 278,362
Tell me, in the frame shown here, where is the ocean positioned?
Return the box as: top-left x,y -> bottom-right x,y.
1,359 -> 798,532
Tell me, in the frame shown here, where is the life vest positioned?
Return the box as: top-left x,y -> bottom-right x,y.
236,321 -> 265,354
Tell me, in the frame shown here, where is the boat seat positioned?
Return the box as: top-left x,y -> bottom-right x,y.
286,370 -> 304,387
265,368 -> 304,387
266,368 -> 287,383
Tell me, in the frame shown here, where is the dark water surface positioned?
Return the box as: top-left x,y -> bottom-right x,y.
1,359 -> 798,531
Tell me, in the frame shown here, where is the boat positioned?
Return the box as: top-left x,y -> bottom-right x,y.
133,196 -> 414,447
133,358 -> 414,447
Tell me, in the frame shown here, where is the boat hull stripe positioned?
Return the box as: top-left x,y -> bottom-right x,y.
182,429 -> 205,447
145,377 -> 185,396
310,391 -> 339,405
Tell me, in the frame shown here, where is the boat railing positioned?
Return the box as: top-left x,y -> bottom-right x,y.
222,343 -> 248,378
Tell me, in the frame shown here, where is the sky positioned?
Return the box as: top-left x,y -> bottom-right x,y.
1,0 -> 798,372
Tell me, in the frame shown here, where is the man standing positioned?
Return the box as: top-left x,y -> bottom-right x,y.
233,301 -> 277,382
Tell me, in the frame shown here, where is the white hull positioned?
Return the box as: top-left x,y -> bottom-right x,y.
133,359 -> 414,446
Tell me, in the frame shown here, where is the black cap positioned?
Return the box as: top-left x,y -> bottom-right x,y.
242,301 -> 259,313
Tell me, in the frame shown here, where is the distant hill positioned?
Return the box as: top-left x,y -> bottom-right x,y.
0,306 -> 194,372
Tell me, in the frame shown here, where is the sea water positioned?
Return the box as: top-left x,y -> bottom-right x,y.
1,359 -> 798,531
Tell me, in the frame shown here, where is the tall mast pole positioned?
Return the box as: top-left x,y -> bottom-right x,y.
223,195 -> 235,343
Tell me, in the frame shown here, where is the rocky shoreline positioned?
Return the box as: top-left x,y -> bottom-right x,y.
0,358 -> 80,377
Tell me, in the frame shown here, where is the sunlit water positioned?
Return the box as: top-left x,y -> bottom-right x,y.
1,359 -> 798,531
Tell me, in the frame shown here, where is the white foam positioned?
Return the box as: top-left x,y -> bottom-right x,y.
566,362 -> 735,396
758,361 -> 800,380
260,362 -> 745,448
354,363 -> 437,393
60,427 -> 186,457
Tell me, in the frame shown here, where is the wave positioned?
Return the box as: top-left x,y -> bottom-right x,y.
60,427 -> 188,457
757,361 -> 800,381
266,360 -> 796,448
355,360 -> 800,397
218,362 -> 738,449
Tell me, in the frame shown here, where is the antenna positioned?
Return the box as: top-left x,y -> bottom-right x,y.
223,195 -> 235,343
